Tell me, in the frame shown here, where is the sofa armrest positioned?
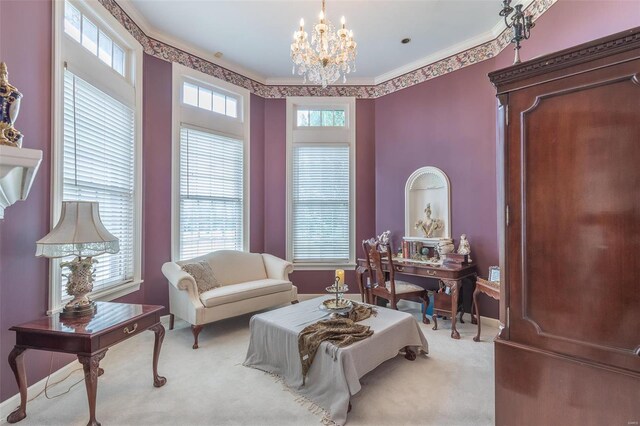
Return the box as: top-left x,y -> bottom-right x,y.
161,262 -> 204,308
262,253 -> 294,281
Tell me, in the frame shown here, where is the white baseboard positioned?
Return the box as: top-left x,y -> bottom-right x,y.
0,360 -> 81,423
298,294 -> 501,327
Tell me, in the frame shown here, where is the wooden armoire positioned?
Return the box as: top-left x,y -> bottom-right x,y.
489,27 -> 640,425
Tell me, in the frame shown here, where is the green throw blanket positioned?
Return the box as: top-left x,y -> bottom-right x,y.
298,303 -> 376,383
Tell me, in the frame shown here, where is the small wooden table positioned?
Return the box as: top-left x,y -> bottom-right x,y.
356,257 -> 477,339
472,278 -> 500,342
7,302 -> 166,426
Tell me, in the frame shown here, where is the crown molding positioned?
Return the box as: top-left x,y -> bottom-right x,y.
101,0 -> 557,98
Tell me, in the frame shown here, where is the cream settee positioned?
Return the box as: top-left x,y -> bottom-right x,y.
162,250 -> 297,348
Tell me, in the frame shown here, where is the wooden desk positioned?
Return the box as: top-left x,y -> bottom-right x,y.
7,302 -> 166,426
356,258 -> 477,339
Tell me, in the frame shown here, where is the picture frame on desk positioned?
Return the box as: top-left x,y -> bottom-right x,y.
488,266 -> 500,282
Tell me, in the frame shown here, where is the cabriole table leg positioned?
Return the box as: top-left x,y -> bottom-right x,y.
78,350 -> 108,426
7,347 -> 27,423
150,323 -> 167,387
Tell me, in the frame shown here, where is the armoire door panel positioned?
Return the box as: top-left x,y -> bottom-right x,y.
506,62 -> 640,372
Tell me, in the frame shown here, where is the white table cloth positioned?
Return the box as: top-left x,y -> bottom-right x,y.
243,297 -> 428,425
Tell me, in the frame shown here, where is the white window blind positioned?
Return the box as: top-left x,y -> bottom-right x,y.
179,127 -> 244,259
62,70 -> 135,295
292,145 -> 350,262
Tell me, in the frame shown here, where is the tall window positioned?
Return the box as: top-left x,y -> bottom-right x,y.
52,0 -> 142,313
63,71 -> 135,290
172,63 -> 250,261
178,128 -> 244,259
286,98 -> 356,269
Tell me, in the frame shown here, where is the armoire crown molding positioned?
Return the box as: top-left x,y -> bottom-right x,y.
100,0 -> 558,99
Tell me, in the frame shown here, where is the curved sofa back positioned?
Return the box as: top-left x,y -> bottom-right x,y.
177,250 -> 267,286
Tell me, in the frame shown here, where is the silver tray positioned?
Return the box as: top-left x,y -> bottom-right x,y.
319,299 -> 353,315
325,285 -> 349,293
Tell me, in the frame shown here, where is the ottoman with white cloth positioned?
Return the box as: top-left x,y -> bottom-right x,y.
243,296 -> 428,425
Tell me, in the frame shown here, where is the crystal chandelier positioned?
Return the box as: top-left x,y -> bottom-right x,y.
291,0 -> 357,88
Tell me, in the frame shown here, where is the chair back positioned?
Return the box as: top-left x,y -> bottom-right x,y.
362,239 -> 397,294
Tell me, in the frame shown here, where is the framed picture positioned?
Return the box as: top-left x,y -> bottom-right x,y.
488,266 -> 500,282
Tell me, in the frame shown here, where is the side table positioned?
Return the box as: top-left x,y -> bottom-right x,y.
7,301 -> 166,426
472,277 -> 500,342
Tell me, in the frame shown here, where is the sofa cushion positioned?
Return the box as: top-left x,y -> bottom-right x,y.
181,261 -> 219,293
206,251 -> 268,286
199,279 -> 292,308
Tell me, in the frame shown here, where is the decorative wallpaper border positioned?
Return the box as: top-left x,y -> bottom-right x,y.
99,0 -> 558,99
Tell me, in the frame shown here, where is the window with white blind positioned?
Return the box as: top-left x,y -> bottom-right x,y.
179,127 -> 244,259
172,63 -> 250,261
62,70 -> 135,293
51,0 -> 142,314
286,97 -> 356,269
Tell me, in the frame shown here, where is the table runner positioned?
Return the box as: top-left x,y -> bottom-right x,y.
243,297 -> 428,425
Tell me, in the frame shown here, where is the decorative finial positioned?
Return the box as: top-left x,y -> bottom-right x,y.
0,62 -> 8,85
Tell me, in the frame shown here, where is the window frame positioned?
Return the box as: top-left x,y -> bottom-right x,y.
50,0 -> 143,315
171,62 -> 250,261
286,97 -> 356,270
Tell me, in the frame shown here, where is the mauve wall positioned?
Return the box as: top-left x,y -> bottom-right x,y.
1,0 -> 638,404
263,99 -> 377,293
141,54 -> 173,311
374,0 -> 640,318
0,0 -> 59,404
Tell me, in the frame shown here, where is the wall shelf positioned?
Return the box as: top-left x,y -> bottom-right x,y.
0,145 -> 43,219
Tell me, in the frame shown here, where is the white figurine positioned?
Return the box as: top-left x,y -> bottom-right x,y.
457,234 -> 472,262
415,203 -> 442,238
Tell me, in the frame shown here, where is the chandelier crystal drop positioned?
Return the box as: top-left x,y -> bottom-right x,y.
291,0 -> 357,88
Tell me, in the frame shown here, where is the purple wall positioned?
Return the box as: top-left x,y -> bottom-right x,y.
1,0 -> 638,404
0,0 -> 60,403
374,0 -> 640,318
141,54 -> 173,311
250,94 -> 266,253
375,60 -> 498,314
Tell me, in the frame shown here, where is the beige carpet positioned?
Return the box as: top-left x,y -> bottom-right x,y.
11,300 -> 496,426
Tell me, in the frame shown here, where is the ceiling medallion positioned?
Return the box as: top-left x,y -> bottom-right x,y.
291,0 -> 357,88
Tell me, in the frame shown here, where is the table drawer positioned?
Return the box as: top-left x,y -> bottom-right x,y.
98,314 -> 157,349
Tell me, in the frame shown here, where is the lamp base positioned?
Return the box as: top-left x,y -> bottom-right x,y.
60,300 -> 97,319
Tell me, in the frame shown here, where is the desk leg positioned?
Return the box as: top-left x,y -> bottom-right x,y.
150,323 -> 167,387
78,350 -> 107,426
7,347 -> 27,423
473,288 -> 482,342
471,274 -> 478,325
443,279 -> 461,339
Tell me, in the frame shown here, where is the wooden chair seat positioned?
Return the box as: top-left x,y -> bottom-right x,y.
382,281 -> 424,294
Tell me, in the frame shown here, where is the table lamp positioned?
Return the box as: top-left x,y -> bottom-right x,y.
36,201 -> 119,318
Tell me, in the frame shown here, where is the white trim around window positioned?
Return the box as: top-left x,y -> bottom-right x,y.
50,0 -> 143,314
171,62 -> 250,261
286,97 -> 356,270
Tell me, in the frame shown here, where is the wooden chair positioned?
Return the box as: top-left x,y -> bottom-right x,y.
362,239 -> 429,324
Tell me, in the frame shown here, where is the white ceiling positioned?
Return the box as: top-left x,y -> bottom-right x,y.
123,0 -> 530,85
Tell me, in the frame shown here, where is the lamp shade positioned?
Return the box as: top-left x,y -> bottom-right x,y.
36,201 -> 119,258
